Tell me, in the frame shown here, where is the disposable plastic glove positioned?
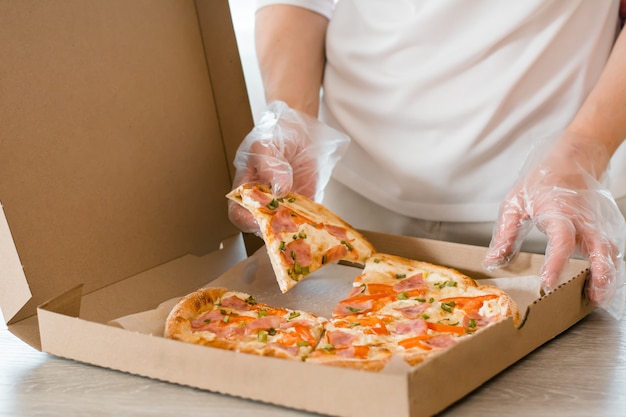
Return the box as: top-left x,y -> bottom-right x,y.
483,135 -> 626,319
228,100 -> 350,233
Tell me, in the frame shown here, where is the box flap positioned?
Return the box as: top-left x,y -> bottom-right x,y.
195,0 -> 254,179
0,0 -> 251,328
0,204 -> 31,324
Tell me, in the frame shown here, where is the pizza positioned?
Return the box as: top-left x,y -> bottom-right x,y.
165,255 -> 520,371
226,183 -> 376,293
164,287 -> 327,361
306,253 -> 521,370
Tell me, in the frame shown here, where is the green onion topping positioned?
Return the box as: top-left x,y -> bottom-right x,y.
397,292 -> 409,300
266,199 -> 279,210
441,301 -> 456,313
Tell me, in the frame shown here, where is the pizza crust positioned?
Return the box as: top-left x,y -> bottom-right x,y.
164,287 -> 228,344
306,349 -> 393,372
165,287 -> 328,361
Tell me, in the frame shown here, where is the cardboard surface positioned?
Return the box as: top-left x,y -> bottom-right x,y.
34,232 -> 592,417
0,1 -> 596,416
0,0 -> 248,327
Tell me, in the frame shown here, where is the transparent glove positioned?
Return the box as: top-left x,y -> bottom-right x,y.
228,100 -> 350,233
483,134 -> 626,319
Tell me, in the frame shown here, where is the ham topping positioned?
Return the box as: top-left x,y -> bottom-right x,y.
323,244 -> 349,264
394,318 -> 428,336
191,309 -> 224,330
324,224 -> 349,241
244,316 -> 283,335
426,334 -> 457,349
464,310 -> 494,327
335,345 -> 370,359
333,299 -> 374,316
345,284 -> 366,299
393,274 -> 426,292
395,303 -> 430,319
327,330 -> 357,348
201,319 -> 247,339
281,238 -> 312,267
249,187 -> 274,207
220,295 -> 252,311
270,206 -> 300,234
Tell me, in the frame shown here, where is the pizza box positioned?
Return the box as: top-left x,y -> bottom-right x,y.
0,1 -> 595,417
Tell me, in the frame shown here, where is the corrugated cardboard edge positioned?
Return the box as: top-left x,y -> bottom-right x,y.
0,202 -> 31,325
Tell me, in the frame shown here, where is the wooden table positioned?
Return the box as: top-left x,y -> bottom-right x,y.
1,309 -> 625,417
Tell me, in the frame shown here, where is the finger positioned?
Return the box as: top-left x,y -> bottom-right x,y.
584,233 -> 619,307
290,155 -> 317,199
247,141 -> 293,197
483,195 -> 530,270
228,200 -> 260,235
538,215 -> 576,291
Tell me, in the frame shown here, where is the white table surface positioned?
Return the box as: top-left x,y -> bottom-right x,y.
2,309 -> 625,417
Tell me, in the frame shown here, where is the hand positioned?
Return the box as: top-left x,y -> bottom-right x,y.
483,133 -> 626,319
228,101 -> 350,234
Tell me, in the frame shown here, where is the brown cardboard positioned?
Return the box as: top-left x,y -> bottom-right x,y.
0,1 -> 595,417
33,232 -> 592,417
0,0 -> 248,330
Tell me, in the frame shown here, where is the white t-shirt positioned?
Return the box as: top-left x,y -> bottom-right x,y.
257,0 -> 626,222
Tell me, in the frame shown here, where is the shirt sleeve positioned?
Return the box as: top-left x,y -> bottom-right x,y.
256,0 -> 335,20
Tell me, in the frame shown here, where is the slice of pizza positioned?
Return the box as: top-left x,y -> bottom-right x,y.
305,314 -> 394,371
164,287 -> 327,361
309,253 -> 521,368
226,183 -> 376,293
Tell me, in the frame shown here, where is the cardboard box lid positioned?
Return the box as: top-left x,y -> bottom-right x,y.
0,0 -> 252,336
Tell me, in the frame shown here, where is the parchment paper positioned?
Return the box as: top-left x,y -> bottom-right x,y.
109,248 -> 543,337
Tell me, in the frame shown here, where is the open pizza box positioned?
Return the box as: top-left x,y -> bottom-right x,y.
0,1 -> 595,416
